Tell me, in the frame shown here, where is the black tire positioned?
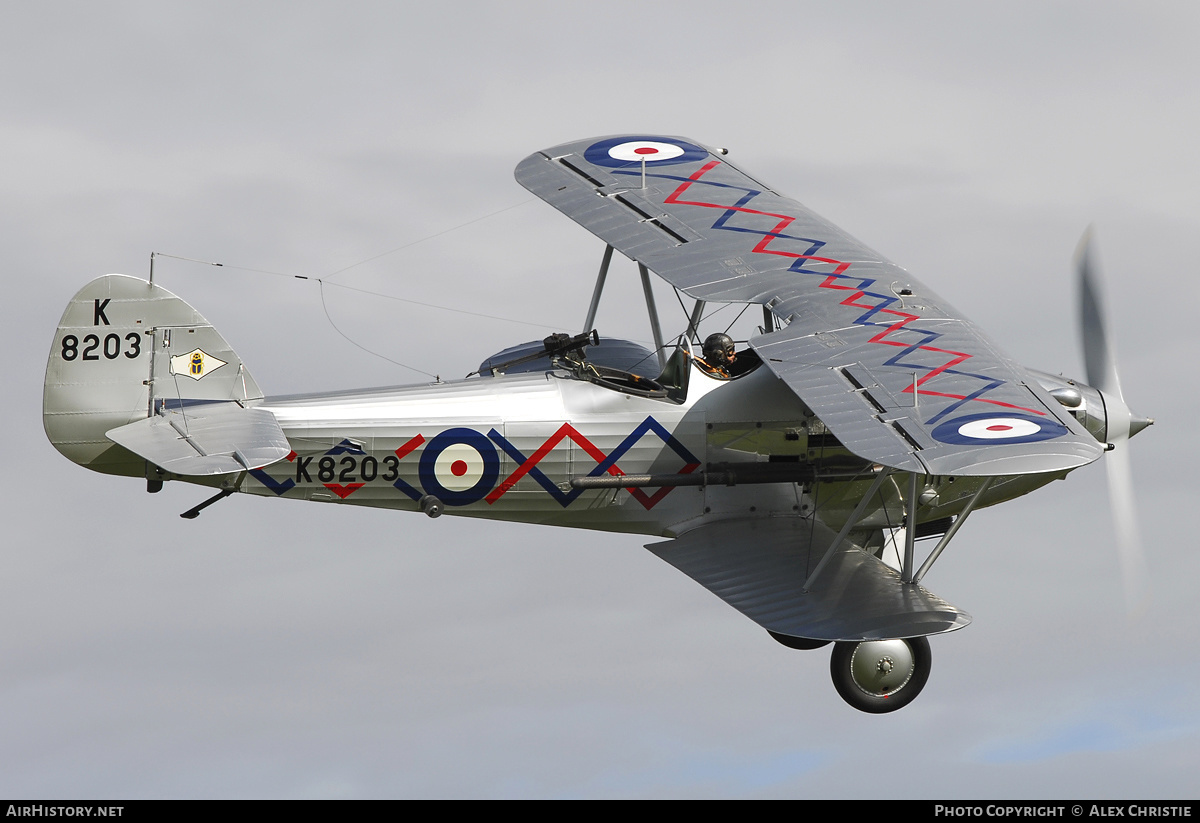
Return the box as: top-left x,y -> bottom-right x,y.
768,631 -> 831,651
829,636 -> 931,714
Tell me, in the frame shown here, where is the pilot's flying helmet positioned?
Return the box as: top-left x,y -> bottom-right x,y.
702,333 -> 736,367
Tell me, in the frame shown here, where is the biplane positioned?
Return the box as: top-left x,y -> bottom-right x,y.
43,135 -> 1150,712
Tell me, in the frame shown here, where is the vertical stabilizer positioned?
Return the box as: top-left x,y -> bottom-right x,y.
44,274 -> 264,476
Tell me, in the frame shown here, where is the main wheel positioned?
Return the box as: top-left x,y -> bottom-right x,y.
829,636 -> 931,714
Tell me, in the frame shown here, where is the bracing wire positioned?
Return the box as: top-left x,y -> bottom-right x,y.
721,303 -> 751,335
157,196 -> 767,379
323,198 -> 537,280
157,196 -> 576,377
317,280 -> 438,379
317,281 -> 562,332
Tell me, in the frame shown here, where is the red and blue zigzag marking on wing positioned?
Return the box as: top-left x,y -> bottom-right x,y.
611,159 -> 1045,427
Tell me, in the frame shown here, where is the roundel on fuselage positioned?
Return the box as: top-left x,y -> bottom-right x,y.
417,428 -> 500,506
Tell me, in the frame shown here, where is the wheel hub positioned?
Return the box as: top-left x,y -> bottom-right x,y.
849,639 -> 915,697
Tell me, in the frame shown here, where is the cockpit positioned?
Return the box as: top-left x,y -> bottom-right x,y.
474,331 -> 762,402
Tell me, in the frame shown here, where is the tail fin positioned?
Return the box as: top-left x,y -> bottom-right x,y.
44,274 -> 266,476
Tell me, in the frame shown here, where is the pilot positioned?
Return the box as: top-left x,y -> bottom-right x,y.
697,333 -> 737,378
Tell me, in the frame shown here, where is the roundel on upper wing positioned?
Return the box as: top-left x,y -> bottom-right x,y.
418,428 -> 499,506
930,412 -> 1069,446
583,136 -> 709,168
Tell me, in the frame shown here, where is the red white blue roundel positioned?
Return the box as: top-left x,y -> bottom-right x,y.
418,428 -> 499,506
931,412 -> 1068,446
584,136 -> 708,168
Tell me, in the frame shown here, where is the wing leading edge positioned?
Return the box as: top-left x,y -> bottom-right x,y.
647,517 -> 970,642
516,136 -> 1104,477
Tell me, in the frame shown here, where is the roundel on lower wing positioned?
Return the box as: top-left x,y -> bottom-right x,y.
583,136 -> 709,168
418,428 -> 499,506
930,412 -> 1069,446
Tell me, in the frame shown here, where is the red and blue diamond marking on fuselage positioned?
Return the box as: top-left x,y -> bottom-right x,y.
593,136 -> 1061,446
250,439 -> 371,499
251,416 -> 700,510
250,453 -> 297,495
485,416 -> 700,509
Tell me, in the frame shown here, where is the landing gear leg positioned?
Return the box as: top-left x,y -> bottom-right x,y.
830,637 -> 931,713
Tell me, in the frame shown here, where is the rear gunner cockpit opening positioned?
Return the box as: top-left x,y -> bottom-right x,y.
474,330 -> 762,402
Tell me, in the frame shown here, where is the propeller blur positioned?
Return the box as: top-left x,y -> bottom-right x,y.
1076,228 -> 1153,612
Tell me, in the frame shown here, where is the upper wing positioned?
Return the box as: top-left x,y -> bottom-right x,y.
516,136 -> 1104,476
647,517 -> 970,641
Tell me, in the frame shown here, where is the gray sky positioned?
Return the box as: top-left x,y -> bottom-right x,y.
3,0 -> 1198,798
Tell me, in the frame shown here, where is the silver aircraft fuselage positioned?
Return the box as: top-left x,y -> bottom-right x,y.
240,361 -> 1058,541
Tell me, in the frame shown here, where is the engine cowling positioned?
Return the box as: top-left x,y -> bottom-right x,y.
1028,369 -> 1151,446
